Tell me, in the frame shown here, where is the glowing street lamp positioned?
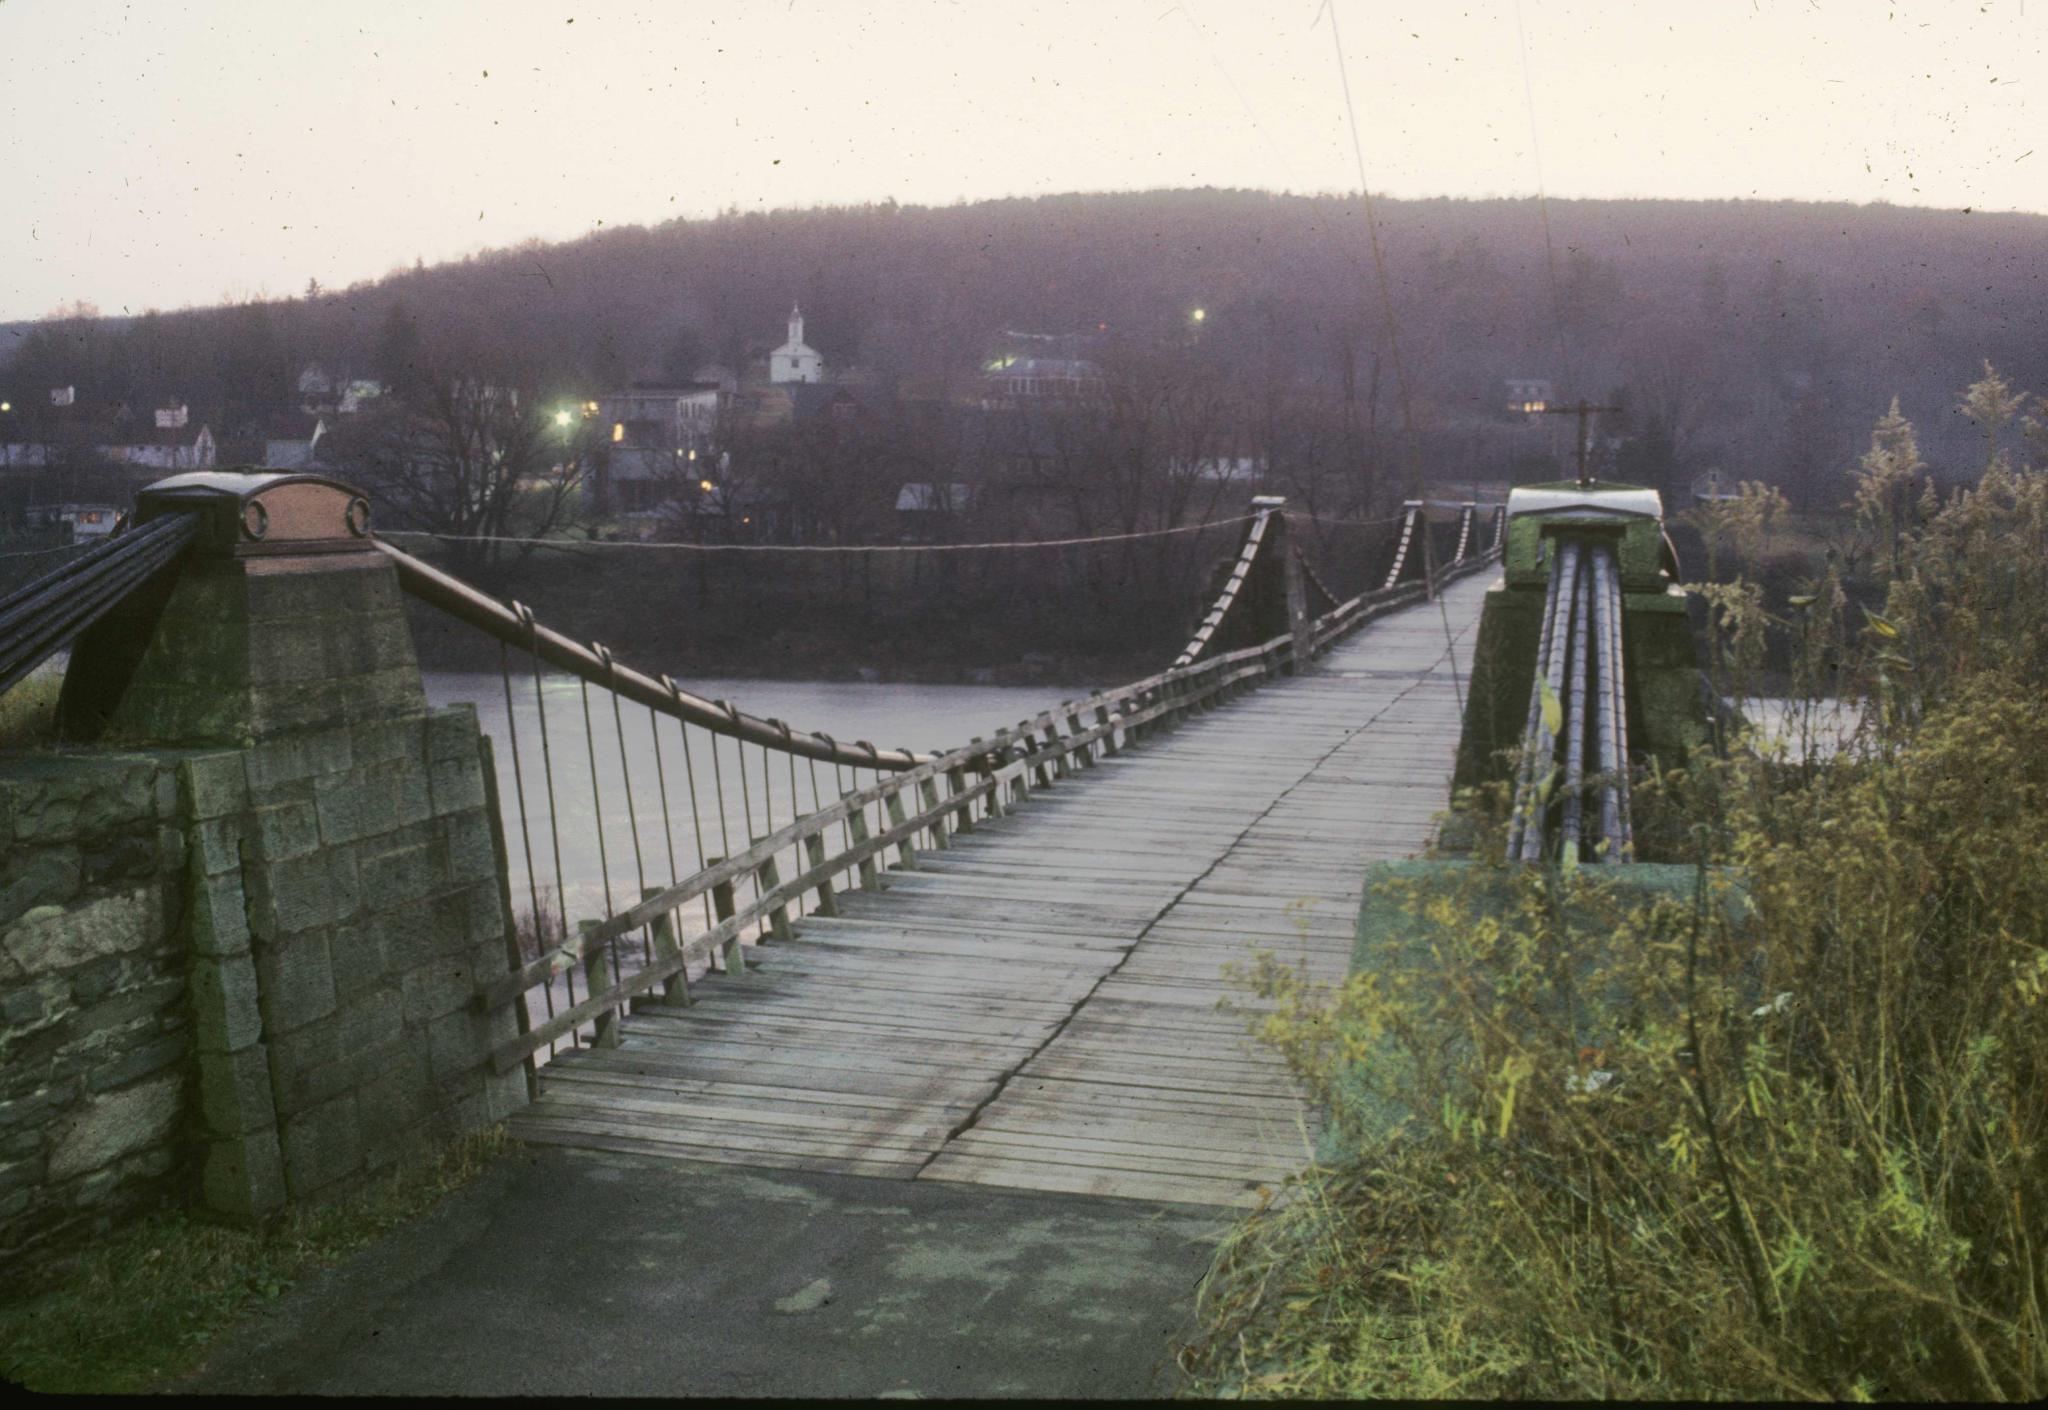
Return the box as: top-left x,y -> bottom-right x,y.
553,409 -> 572,427
1190,307 -> 1206,324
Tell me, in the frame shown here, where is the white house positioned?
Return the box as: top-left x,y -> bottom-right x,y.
769,305 -> 824,385
593,381 -> 724,515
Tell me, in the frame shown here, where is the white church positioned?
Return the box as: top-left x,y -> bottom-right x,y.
769,305 -> 824,384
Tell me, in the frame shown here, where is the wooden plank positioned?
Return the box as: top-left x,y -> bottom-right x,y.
508,574 -> 1494,1195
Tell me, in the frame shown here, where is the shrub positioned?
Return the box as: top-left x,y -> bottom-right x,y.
1177,369 -> 2048,1400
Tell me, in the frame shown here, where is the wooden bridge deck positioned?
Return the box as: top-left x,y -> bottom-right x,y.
508,573 -> 1491,1207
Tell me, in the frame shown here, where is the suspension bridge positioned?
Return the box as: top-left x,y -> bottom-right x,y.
2,474 -> 1510,1231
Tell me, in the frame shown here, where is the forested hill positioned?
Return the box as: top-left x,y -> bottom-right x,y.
8,188 -> 2048,491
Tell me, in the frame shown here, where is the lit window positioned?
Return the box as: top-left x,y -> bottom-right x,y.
612,423 -> 624,442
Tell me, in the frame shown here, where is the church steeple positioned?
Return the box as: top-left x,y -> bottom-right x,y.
770,302 -> 824,385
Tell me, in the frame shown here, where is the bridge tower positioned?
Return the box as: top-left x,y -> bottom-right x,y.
1450,479 -> 1709,859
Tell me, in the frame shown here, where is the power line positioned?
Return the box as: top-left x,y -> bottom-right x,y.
1513,0 -> 1581,401
377,515 -> 1257,556
1323,0 -> 1435,589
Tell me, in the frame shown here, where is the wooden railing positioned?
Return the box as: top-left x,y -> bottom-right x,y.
387,493 -> 1507,1065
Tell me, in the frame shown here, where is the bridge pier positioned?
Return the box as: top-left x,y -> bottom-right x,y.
1,474 -> 526,1258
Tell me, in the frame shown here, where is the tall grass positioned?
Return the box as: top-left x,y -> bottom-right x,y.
1176,367 -> 2048,1400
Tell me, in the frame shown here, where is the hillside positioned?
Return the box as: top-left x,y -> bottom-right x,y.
6,188 -> 2045,504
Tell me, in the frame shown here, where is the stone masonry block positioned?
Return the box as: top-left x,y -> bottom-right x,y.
427,756 -> 487,819
0,845 -> 82,931
1,757 -> 163,846
327,918 -> 391,997
156,824 -> 186,875
202,1129 -> 287,1221
463,881 -> 511,950
178,752 -> 249,821
314,759 -> 433,848
279,1091 -> 363,1198
427,1005 -> 496,1085
433,810 -> 498,886
254,933 -> 338,1034
271,1032 -> 409,1118
400,955 -> 476,1026
242,727 -> 353,794
357,841 -> 435,907
327,985 -> 404,1062
189,952 -> 265,1054
425,705 -> 480,764
252,668 -> 425,738
47,1074 -> 182,1182
483,1059 -> 531,1122
246,845 -> 362,939
74,975 -> 188,1036
250,800 -> 320,862
197,1044 -> 278,1137
350,717 -> 427,770
87,1033 -> 188,1094
186,867 -> 253,958
359,1044 -> 436,1136
1,886 -> 164,975
192,816 -> 247,877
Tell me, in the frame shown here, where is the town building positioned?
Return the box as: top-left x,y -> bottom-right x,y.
769,305 -> 825,385
589,381 -> 723,516
1505,378 -> 1554,415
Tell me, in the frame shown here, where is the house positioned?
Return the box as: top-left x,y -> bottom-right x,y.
99,422 -> 216,471
27,502 -> 120,541
1505,378 -> 1553,415
590,381 -> 723,516
261,413 -> 329,470
769,305 -> 825,385
337,380 -> 383,414
980,354 -> 1102,405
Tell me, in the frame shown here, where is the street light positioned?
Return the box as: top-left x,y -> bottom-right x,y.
553,409 -> 572,427
1190,307 -> 1206,324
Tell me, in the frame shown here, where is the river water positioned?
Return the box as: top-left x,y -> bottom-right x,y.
422,670 -> 1080,934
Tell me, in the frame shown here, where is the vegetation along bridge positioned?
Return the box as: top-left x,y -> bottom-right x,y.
0,476 -> 1500,1238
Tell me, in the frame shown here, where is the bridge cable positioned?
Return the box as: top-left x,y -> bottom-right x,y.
1324,0 -> 1453,627
377,515 -> 1254,555
1512,0 -> 1582,406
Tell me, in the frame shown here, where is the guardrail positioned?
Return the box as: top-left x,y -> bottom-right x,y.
461,498 -> 1504,1070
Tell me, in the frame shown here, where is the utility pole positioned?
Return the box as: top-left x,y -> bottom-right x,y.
1540,399 -> 1623,487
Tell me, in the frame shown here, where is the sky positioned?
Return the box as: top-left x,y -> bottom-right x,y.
1,0 -> 2043,322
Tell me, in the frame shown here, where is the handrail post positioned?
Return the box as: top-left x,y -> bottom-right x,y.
576,919 -> 622,1046
753,843 -> 794,941
883,788 -> 919,869
644,888 -> 692,1007
843,796 -> 883,889
1094,703 -> 1121,757
803,832 -> 841,916
918,775 -> 952,848
1065,706 -> 1095,768
947,764 -> 977,832
708,860 -> 744,973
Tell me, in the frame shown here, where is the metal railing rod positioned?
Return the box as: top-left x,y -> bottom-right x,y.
375,538 -> 926,772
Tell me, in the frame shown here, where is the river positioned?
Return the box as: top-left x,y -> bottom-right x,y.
422,670 -> 1083,934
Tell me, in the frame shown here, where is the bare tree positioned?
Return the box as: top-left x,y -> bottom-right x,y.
328,344 -> 598,577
